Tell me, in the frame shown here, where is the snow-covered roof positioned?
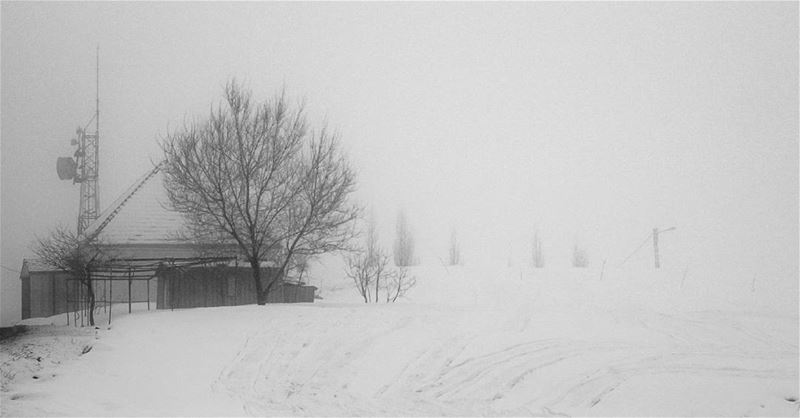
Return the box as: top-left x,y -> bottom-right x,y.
83,165 -> 188,246
19,258 -> 76,277
20,258 -> 59,274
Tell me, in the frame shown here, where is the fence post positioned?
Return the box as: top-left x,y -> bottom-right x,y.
108,273 -> 113,325
653,228 -> 660,269
128,268 -> 132,314
66,279 -> 70,326
79,281 -> 84,327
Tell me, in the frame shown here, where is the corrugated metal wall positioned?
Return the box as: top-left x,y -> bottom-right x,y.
22,272 -> 74,319
21,272 -> 156,320
157,266 -> 316,309
22,266 -> 315,319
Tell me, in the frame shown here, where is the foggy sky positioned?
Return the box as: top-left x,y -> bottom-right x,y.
2,2 -> 797,325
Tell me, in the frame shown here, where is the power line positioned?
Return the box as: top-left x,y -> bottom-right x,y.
619,232 -> 653,266
1,265 -> 20,274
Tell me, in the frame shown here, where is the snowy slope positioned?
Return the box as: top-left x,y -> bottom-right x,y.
2,265 -> 798,416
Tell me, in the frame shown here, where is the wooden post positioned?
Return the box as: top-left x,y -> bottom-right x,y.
128,269 -> 132,314
80,281 -> 84,327
653,228 -> 660,269
51,273 -> 56,317
147,278 -> 151,311
599,259 -> 607,280
66,278 -> 70,326
103,279 -> 106,313
680,266 -> 689,288
108,276 -> 112,325
653,227 -> 676,269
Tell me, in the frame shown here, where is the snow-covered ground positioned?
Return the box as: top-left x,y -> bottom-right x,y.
2,264 -> 797,416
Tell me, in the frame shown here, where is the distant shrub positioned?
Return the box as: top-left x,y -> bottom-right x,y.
532,230 -> 544,268
448,228 -> 461,266
572,244 -> 589,268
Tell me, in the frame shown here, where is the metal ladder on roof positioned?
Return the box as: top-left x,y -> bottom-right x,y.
85,162 -> 164,241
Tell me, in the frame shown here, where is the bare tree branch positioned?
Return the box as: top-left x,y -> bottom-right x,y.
31,225 -> 108,326
161,81 -> 359,304
345,216 -> 416,303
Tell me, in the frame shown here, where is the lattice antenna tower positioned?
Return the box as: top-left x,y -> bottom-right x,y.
56,46 -> 101,235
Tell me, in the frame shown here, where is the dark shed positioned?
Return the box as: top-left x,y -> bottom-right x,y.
156,265 -> 316,309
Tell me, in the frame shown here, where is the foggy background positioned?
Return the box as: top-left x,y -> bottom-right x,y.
2,2 -> 797,325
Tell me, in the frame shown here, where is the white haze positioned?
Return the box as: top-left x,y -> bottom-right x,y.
1,2 -> 797,325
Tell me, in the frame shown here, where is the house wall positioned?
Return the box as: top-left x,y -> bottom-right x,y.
22,265 -> 315,319
23,271 -> 71,319
20,276 -> 30,320
157,266 -> 316,309
95,278 -> 156,304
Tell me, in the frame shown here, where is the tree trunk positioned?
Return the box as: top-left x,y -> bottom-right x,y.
250,259 -> 266,305
85,277 -> 96,326
263,268 -> 281,303
375,274 -> 380,304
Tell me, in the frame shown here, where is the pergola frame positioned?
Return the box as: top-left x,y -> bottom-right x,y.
65,255 -> 235,326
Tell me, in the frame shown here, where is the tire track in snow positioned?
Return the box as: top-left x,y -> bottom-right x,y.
211,305 -> 796,416
213,306 -> 430,415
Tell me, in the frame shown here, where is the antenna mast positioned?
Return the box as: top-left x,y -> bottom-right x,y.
76,46 -> 101,234
57,47 -> 101,235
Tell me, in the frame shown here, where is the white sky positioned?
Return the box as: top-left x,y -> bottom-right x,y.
1,2 -> 797,325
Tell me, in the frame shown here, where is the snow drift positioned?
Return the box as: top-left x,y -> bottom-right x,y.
1,264 -> 797,416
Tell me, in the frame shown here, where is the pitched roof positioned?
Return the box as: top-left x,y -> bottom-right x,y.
83,165 -> 188,245
20,258 -> 59,275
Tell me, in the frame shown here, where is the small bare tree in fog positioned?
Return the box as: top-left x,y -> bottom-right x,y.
346,247 -> 374,303
346,216 -> 415,303
532,230 -> 545,268
448,227 -> 461,266
572,244 -> 589,268
162,81 -> 359,305
32,226 -> 106,326
385,267 -> 416,302
346,218 -> 387,303
393,208 -> 416,267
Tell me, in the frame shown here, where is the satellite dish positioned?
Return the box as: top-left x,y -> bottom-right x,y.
56,157 -> 77,180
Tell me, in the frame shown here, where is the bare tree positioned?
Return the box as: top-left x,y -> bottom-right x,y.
393,208 -> 416,267
346,216 -> 415,303
346,249 -> 376,303
161,81 -> 359,304
32,226 -> 106,326
385,267 -> 416,303
367,216 -> 384,303
532,229 -> 545,268
345,217 -> 388,303
572,244 -> 589,268
448,227 -> 461,266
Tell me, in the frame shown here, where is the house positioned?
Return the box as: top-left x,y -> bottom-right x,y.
21,164 -> 316,320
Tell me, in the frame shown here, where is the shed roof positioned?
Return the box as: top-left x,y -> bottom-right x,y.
20,258 -> 59,275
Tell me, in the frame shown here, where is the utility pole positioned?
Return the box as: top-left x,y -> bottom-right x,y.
653,226 -> 676,269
